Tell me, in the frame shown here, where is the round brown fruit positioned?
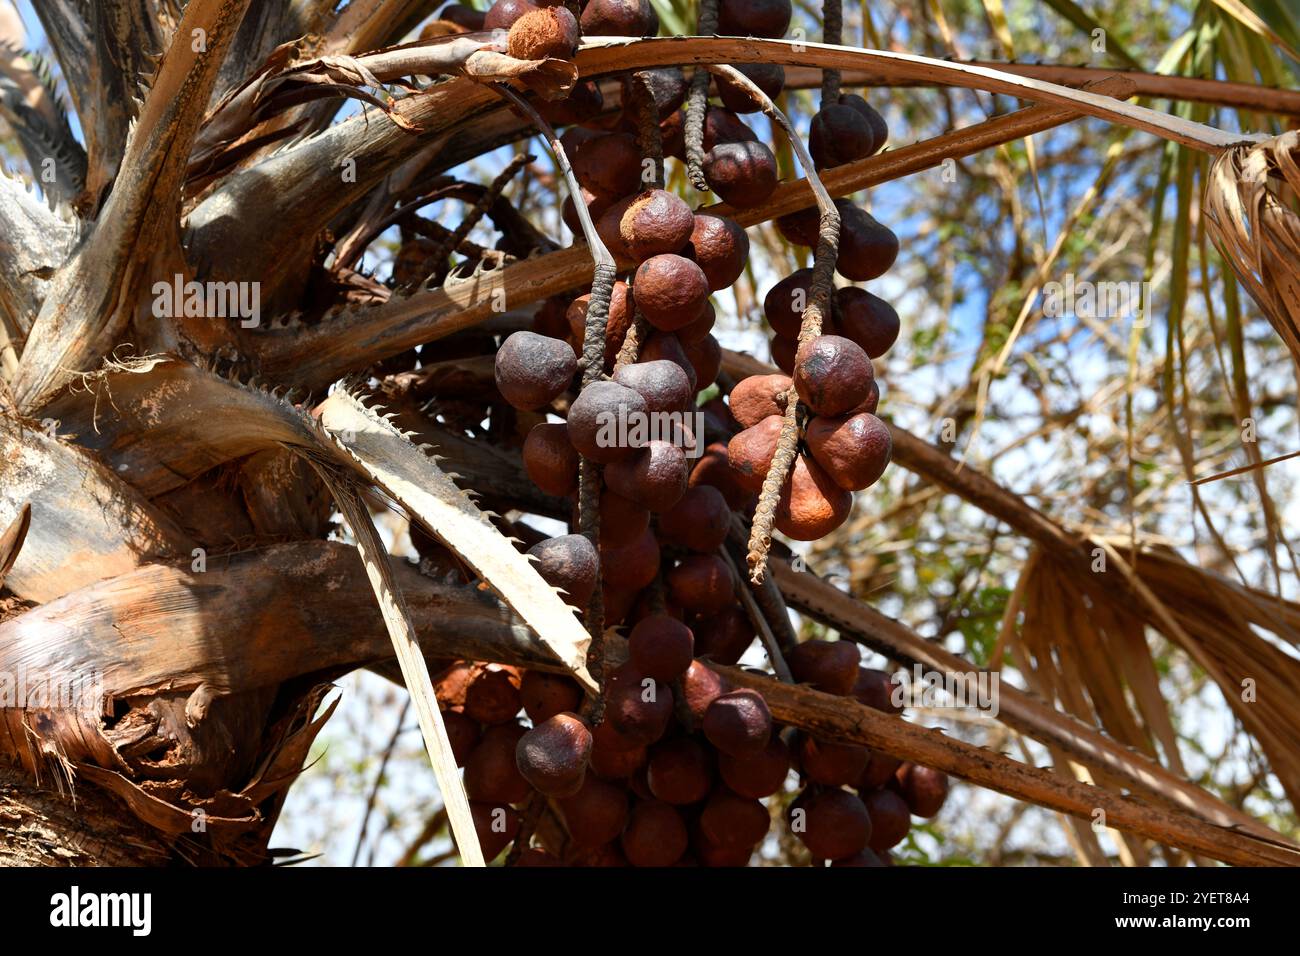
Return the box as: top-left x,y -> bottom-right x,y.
775,206 -> 820,247
539,79 -> 604,125
516,712 -> 592,796
809,103 -> 875,169
677,301 -> 717,345
507,6 -> 579,60
494,331 -> 576,410
527,534 -> 599,608
596,488 -> 650,547
629,614 -> 695,682
852,667 -> 903,714
470,801 -> 520,860
612,359 -> 692,414
729,373 -> 792,427
520,670 -> 583,725
556,775 -> 629,848
605,663 -> 674,746
699,787 -> 770,849
786,639 -> 860,695
621,800 -> 689,866
716,63 -> 786,114
566,380 -> 648,463
464,664 -> 523,724
791,787 -> 871,860
896,763 -> 950,818
533,293 -> 574,339
443,710 -> 481,767
835,286 -> 899,358
680,660 -> 729,723
580,0 -> 658,36
634,254 -> 710,331
595,196 -> 634,260
464,722 -> 530,804
572,131 -> 642,201
717,0 -> 792,38
793,334 -> 873,416
685,213 -> 749,291
727,414 -> 783,492
805,411 -> 891,492
838,203 -> 899,281
562,184 -> 609,237
762,269 -> 813,339
646,736 -> 713,804
590,719 -> 648,779
691,441 -> 756,511
621,189 -> 695,260
702,689 -> 772,756
665,553 -> 734,616
657,484 -> 731,552
861,787 -> 911,851
523,422 -> 579,497
703,141 -> 778,209
798,734 -> 870,787
702,107 -> 759,150
755,452 -> 822,548
718,735 -> 790,798
605,439 -> 688,513
692,606 -> 755,666
600,526 -> 660,592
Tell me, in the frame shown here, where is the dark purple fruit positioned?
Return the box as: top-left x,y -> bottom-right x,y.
597,488 -> 650,548
852,667 -> 903,715
657,484 -> 731,553
523,422 -> 579,497
495,331 -> 576,410
716,63 -> 786,114
605,663 -> 674,746
786,639 -> 860,695
693,607 -> 756,666
680,660 -> 729,723
798,734 -> 870,787
841,93 -> 888,152
718,735 -> 790,798
590,719 -> 648,779
628,614 -> 695,681
666,553 -> 734,616
470,801 -> 520,860
613,359 -> 692,414
699,787 -> 770,848
838,203 -> 899,281
527,533 -> 599,607
520,670 -> 583,725
809,103 -> 876,169
896,763 -> 949,818
703,141 -> 778,208
702,689 -> 772,756
717,0 -> 791,38
600,526 -> 660,592
556,775 -> 629,848
605,439 -> 689,513
763,269 -> 813,339
567,380 -> 648,463
835,286 -> 899,358
464,722 -> 530,803
580,0 -> 658,36
516,712 -> 592,796
790,787 -> 871,860
862,787 -> 911,850
646,736 -> 713,804
621,800 -> 689,866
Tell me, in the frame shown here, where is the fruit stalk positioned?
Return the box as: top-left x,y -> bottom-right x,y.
684,0 -> 720,192
630,70 -> 664,190
492,82 -> 615,704
821,0 -> 842,103
701,65 -> 842,582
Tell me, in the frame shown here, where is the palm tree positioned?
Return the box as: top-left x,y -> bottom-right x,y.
1,0 -> 1299,866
